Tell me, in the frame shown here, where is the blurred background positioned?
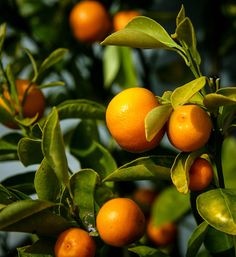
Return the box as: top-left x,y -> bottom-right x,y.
0,0 -> 236,256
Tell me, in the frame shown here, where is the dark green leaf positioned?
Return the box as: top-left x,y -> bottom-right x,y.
171,77 -> 206,109
151,186 -> 190,226
186,221 -> 209,257
34,158 -> 61,201
0,132 -> 21,154
42,107 -> 69,188
145,104 -> 172,142
38,48 -> 68,77
70,169 -> 98,230
197,188 -> 236,235
24,48 -> 38,82
0,23 -> 7,54
18,137 -> 43,166
6,64 -> 18,105
129,245 -> 170,257
0,184 -> 21,204
101,16 -> 182,50
57,99 -> 105,120
103,155 -> 174,182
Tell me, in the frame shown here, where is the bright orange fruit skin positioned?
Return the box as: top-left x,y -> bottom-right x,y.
188,157 -> 214,191
113,10 -> 141,31
54,228 -> 96,257
69,0 -> 111,43
147,221 -> 177,247
105,87 -> 165,153
167,104 -> 212,152
96,198 -> 146,247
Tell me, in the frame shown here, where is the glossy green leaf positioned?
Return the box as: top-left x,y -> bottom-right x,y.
42,107 -> 69,188
4,210 -> 70,236
70,169 -> 98,230
0,199 -> 54,229
70,120 -> 117,179
129,245 -> 170,257
171,77 -> 206,109
101,16 -> 182,51
2,171 -> 35,195
151,186 -> 190,226
176,5 -> 185,26
34,158 -> 61,201
57,99 -> 105,120
204,93 -> 236,110
204,226 -> 234,254
15,115 -> 39,127
103,155 -> 174,182
0,23 -> 7,54
145,104 -> 172,142
186,221 -> 209,257
197,188 -> 236,235
24,48 -> 38,82
18,137 -> 43,166
38,48 -> 68,78
103,45 -> 120,88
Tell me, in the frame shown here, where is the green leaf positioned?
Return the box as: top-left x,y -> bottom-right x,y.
186,221 -> 209,257
103,155 -> 174,182
0,184 -> 21,204
103,46 -> 120,88
24,48 -> 38,82
101,16 -> 182,50
217,87 -> 236,97
18,137 -> 43,166
0,23 -> 7,54
176,5 -> 185,26
42,107 -> 69,188
34,158 -> 61,201
57,99 -> 105,120
204,93 -> 236,110
6,64 -> 18,105
171,77 -> 206,109
70,120 -> 117,179
151,186 -> 190,226
38,81 -> 65,89
0,104 -> 15,123
70,169 -> 98,230
145,104 -> 172,142
0,199 -> 55,229
129,245 -> 170,257
197,188 -> 236,235
0,132 -> 21,154
38,48 -> 68,77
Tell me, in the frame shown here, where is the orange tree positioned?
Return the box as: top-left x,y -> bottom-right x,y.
0,2 -> 236,257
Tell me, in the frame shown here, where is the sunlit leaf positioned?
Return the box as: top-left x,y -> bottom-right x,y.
204,93 -> 236,110
103,155 -> 174,182
197,188 -> 236,235
171,77 -> 206,109
151,186 -> 190,226
176,5 -> 185,26
145,104 -> 172,142
129,245 -> 170,257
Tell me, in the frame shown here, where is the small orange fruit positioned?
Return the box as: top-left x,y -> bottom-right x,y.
96,198 -> 146,247
105,87 -> 165,153
0,79 -> 45,128
113,10 -> 141,31
147,220 -> 177,247
167,104 -> 212,152
188,157 -> 214,191
54,227 -> 96,257
69,0 -> 111,43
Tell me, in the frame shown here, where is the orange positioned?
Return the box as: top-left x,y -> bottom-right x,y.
167,104 -> 212,152
188,157 -> 214,191
0,79 -> 45,128
96,198 -> 146,247
147,220 -> 177,247
54,227 -> 96,257
113,10 -> 141,31
69,0 -> 111,43
105,87 -> 165,153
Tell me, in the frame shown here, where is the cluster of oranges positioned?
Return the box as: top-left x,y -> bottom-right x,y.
69,0 -> 141,43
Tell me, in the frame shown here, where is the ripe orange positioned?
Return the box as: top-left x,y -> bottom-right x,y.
105,87 -> 165,153
147,220 -> 177,247
0,79 -> 45,128
113,10 -> 141,31
167,104 -> 212,152
54,227 -> 96,257
188,157 -> 214,191
69,0 -> 111,43
96,198 -> 146,247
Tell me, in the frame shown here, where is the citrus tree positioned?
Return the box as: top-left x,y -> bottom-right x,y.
0,2 -> 236,257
